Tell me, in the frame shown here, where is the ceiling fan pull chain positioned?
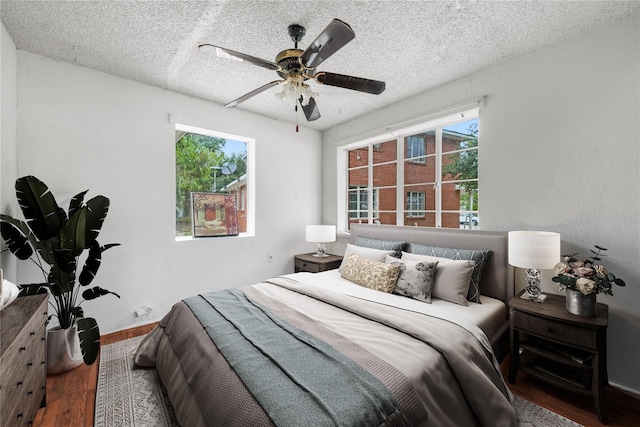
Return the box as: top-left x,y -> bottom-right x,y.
295,104 -> 299,132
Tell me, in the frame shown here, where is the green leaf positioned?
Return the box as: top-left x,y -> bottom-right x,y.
0,220 -> 34,259
84,196 -> 110,246
82,286 -> 120,300
18,283 -> 49,296
60,207 -> 87,257
77,317 -> 100,365
100,243 -> 121,252
68,190 -> 89,219
614,278 -> 626,287
15,176 -> 66,240
72,306 -> 84,318
79,241 -> 101,286
48,265 -> 73,295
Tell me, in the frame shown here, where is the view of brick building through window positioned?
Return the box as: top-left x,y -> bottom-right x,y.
347,119 -> 478,230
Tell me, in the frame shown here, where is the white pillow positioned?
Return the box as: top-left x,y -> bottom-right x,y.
401,252 -> 474,306
339,244 -> 395,272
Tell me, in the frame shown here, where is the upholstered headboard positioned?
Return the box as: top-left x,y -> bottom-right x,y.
349,224 -> 514,303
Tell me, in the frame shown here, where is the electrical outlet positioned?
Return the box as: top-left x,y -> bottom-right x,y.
267,253 -> 273,262
134,306 -> 152,317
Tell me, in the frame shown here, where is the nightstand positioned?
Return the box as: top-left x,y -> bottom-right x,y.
509,291 -> 609,424
294,253 -> 343,273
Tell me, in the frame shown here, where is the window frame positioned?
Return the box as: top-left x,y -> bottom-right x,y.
337,106 -> 480,233
174,122 -> 255,240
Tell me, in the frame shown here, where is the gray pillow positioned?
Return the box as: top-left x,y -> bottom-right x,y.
401,252 -> 474,306
355,237 -> 405,258
386,255 -> 438,303
406,243 -> 492,304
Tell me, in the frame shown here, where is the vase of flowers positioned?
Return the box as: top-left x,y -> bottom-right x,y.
552,245 -> 626,316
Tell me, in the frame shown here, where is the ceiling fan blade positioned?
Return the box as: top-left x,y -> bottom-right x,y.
198,44 -> 279,71
300,19 -> 355,69
299,96 -> 321,121
225,80 -> 282,108
315,72 -> 385,95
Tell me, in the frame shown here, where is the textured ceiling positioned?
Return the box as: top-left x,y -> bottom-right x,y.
2,1 -> 638,130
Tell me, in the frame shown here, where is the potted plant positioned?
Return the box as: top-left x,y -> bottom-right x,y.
0,176 -> 120,372
552,245 -> 626,316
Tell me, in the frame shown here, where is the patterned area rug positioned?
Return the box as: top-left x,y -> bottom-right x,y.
95,335 -> 583,427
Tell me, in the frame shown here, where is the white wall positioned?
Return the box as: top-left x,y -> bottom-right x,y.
0,24 -> 18,281
13,51 -> 322,333
323,13 -> 640,393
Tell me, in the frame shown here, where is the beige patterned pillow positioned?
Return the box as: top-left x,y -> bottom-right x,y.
340,254 -> 400,293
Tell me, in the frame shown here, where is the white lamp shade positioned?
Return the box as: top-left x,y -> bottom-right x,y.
508,231 -> 561,269
305,225 -> 336,243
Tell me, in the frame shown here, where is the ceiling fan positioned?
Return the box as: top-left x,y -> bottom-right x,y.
198,19 -> 385,123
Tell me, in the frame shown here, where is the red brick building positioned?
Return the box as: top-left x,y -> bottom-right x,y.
347,130 -> 475,229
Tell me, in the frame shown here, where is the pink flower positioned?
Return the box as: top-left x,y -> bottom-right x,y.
573,266 -> 594,277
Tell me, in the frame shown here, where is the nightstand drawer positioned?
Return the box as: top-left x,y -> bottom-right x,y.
295,258 -> 321,272
513,311 -> 597,349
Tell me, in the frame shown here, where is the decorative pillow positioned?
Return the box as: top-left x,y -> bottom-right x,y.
401,252 -> 474,306
385,255 -> 438,303
340,254 -> 400,293
338,244 -> 395,272
355,237 -> 406,258
406,243 -> 492,304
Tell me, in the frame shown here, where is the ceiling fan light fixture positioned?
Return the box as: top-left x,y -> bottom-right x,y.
275,80 -> 318,106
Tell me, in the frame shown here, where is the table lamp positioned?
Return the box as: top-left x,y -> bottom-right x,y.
508,231 -> 561,302
306,225 -> 336,258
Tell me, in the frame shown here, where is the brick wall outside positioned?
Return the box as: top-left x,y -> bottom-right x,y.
348,133 -> 471,228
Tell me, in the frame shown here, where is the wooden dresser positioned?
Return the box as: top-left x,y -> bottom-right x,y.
1,294 -> 48,427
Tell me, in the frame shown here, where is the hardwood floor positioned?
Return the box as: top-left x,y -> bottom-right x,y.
33,323 -> 157,427
34,324 -> 640,427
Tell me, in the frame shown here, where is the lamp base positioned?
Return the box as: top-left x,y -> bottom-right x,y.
525,268 -> 545,303
313,242 -> 328,258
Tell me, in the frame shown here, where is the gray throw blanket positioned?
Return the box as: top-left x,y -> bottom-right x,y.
184,289 -> 409,427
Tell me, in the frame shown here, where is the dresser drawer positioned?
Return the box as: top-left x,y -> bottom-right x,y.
0,295 -> 48,427
512,311 -> 597,349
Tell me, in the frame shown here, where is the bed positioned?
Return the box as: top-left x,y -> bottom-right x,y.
135,224 -> 517,426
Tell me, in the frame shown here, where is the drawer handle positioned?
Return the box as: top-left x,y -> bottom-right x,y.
27,362 -> 33,367
30,331 -> 36,336
28,390 -> 33,396
17,381 -> 23,387
19,346 -> 26,352
17,413 -> 23,420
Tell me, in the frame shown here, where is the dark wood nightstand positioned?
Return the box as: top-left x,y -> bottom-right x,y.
509,291 -> 609,424
294,253 -> 343,273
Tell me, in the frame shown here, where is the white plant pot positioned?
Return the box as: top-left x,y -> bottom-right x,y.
47,325 -> 83,375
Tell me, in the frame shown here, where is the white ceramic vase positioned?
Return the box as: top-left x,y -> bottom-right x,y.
47,325 -> 83,375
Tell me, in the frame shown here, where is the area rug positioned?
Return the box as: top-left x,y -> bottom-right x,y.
95,335 -> 583,427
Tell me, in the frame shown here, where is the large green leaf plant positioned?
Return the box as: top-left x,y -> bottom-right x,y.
0,176 -> 120,365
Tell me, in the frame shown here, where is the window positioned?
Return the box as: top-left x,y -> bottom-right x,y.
406,135 -> 426,164
174,123 -> 254,238
406,191 -> 425,217
340,107 -> 479,232
348,186 -> 378,219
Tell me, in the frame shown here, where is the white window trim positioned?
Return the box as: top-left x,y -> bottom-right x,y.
337,102 -> 480,234
173,119 -> 256,240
